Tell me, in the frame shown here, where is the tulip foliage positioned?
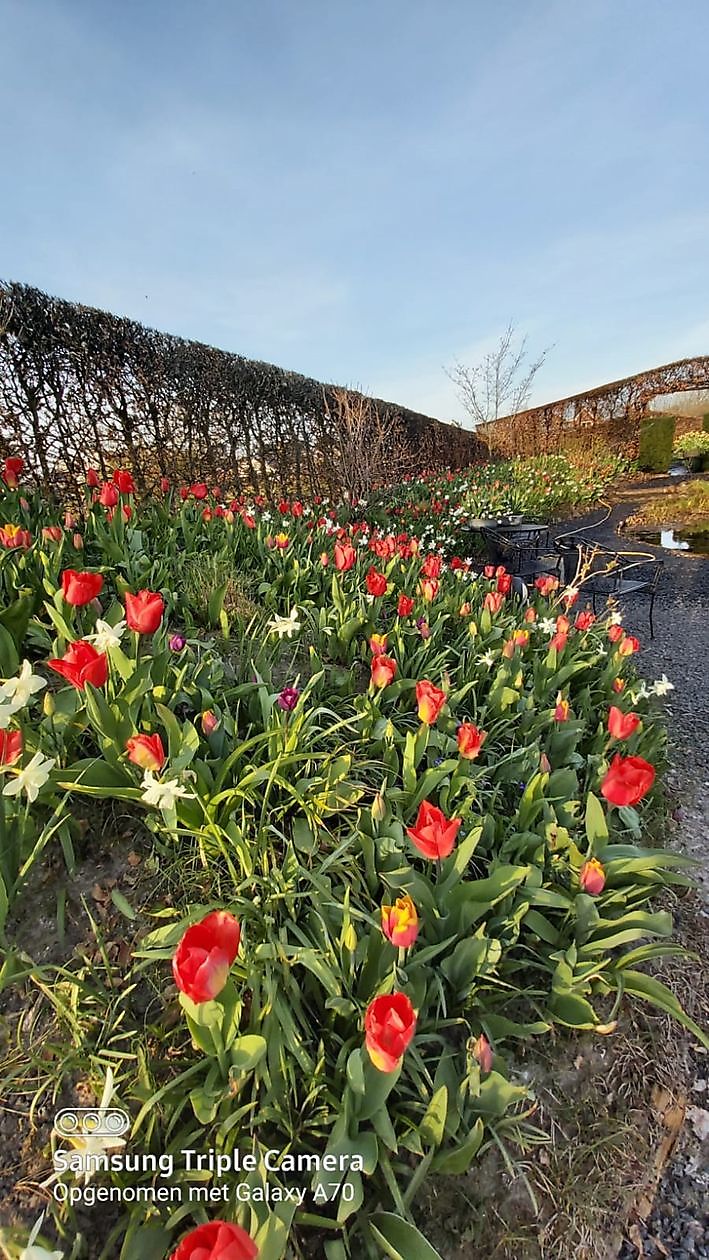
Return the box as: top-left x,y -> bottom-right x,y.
0,458 -> 704,1260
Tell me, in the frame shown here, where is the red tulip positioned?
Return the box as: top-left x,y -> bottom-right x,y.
160,477 -> 171,493
201,709 -> 220,735
600,754 -> 655,806
607,623 -> 624,644
99,482 -> 119,508
381,895 -> 419,948
579,858 -> 606,895
369,633 -> 388,656
125,590 -> 164,634
472,1033 -> 493,1074
364,992 -> 417,1072
371,655 -> 397,688
0,729 -> 23,766
421,554 -> 442,579
334,542 -> 356,572
617,634 -> 640,657
575,610 -> 595,630
397,593 -> 415,617
172,910 -> 241,1004
42,525 -> 63,542
125,733 -> 166,773
534,574 -> 559,596
406,799 -> 461,860
2,456 -> 23,488
554,692 -> 570,722
612,677 -> 625,694
483,591 -> 504,614
170,1221 -> 257,1260
420,577 -> 439,602
0,524 -> 32,549
112,469 -> 136,495
416,680 -> 446,725
86,467 -> 100,488
320,551 -> 329,566
456,722 -> 486,760
366,567 -> 388,597
60,569 -> 104,607
607,706 -> 641,741
496,572 -> 512,595
48,640 -> 108,690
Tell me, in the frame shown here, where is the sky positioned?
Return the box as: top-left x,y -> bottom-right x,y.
2,0 -> 709,425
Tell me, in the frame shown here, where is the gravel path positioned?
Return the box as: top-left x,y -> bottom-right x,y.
554,479 -> 709,1260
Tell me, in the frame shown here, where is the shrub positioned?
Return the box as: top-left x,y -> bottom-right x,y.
702,411 -> 709,434
638,415 -> 675,471
673,429 -> 709,459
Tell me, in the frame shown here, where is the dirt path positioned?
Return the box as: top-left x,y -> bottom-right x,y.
554,479 -> 709,1260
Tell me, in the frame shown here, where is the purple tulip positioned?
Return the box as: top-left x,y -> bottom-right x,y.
416,617 -> 431,640
277,686 -> 300,712
169,633 -> 186,651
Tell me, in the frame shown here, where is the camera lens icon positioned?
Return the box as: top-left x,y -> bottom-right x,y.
54,1108 -> 130,1138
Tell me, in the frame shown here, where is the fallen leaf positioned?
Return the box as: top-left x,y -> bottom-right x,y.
686,1105 -> 709,1141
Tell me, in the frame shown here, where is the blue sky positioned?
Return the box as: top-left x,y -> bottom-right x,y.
2,0 -> 708,423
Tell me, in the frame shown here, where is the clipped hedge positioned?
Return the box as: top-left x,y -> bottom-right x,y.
702,412 -> 709,434
638,415 -> 675,471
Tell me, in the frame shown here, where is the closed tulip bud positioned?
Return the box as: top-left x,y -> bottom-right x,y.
64,511 -> 76,529
472,1033 -> 493,1074
201,710 -> 219,736
43,690 -> 56,716
371,790 -> 387,823
579,858 -> 606,895
73,533 -> 84,550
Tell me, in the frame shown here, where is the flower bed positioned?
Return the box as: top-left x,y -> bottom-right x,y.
0,456 -> 702,1260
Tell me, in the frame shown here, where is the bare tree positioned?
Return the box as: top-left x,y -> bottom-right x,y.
323,386 -> 417,502
446,321 -> 551,448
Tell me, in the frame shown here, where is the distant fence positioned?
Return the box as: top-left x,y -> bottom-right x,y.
478,355 -> 709,458
0,281 -> 484,500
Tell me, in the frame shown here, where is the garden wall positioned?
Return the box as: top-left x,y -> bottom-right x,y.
0,281 -> 484,499
478,356 -> 709,459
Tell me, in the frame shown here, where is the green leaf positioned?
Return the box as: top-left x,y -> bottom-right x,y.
419,1085 -> 448,1147
431,1118 -> 484,1174
585,791 -> 609,846
230,1034 -> 268,1072
369,1213 -> 445,1260
612,970 -> 709,1047
110,889 -> 137,920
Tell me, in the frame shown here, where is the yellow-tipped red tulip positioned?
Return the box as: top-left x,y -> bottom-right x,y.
381,895 -> 419,949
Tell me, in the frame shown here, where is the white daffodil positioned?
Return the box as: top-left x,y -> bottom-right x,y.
538,617 -> 557,635
478,650 -> 497,668
267,608 -> 301,638
140,771 -> 194,811
3,751 -> 55,803
0,701 -> 17,730
20,1214 -> 64,1260
0,659 -> 46,710
45,1068 -> 127,1188
607,610 -> 623,626
564,585 -> 580,601
652,675 -> 675,696
87,618 -> 126,651
634,682 -> 651,701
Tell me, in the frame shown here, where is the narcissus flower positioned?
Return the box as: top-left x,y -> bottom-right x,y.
334,541 -> 356,571
125,733 -> 166,773
87,619 -> 126,651
60,569 -> 104,607
170,1222 -> 257,1260
416,679 -> 446,724
0,660 -> 46,714
600,754 -> 655,806
125,590 -> 164,635
456,722 -> 486,760
407,799 -> 461,860
397,593 -> 414,617
371,654 -> 397,688
2,750 -> 55,803
381,895 -> 419,948
172,910 -> 241,1004
0,728 -> 23,765
141,771 -> 194,811
48,641 -> 108,690
579,858 -> 606,895
364,992 -> 417,1072
366,567 -> 388,597
472,1033 -> 493,1074
267,608 -> 301,638
607,706 -> 641,740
